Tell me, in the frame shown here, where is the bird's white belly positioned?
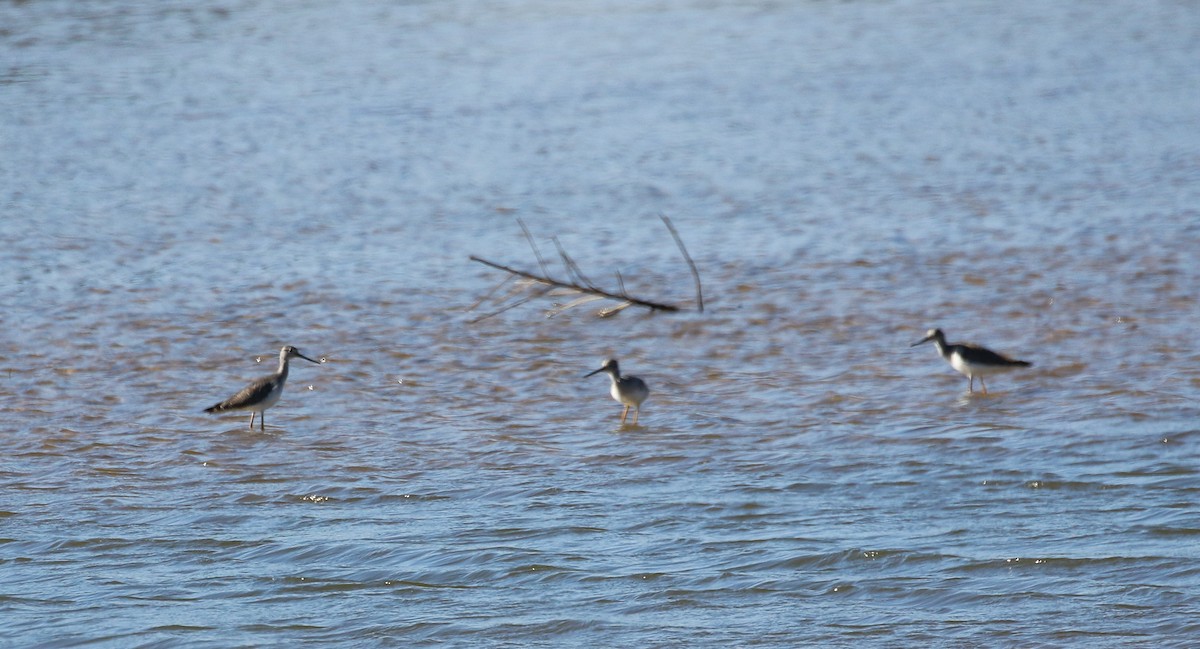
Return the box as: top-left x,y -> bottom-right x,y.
610,384 -> 628,404
611,381 -> 648,406
950,353 -> 1013,377
254,386 -> 284,411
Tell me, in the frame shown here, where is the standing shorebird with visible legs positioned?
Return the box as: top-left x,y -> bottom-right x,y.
585,358 -> 650,425
205,346 -> 321,429
911,328 -> 1031,394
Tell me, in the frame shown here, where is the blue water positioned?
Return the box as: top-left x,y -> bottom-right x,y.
2,1 -> 1199,646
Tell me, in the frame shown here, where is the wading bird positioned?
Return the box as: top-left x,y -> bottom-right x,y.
911,328 -> 1030,394
585,358 -> 650,425
205,346 -> 320,429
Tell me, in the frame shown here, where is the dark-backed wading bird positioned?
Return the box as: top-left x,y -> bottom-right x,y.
911,328 -> 1030,394
205,346 -> 320,429
585,358 -> 650,425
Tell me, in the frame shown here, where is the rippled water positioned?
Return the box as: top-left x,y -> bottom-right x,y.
3,0 -> 1199,646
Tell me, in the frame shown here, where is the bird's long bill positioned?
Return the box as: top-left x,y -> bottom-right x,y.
584,367 -> 605,378
298,352 -> 321,364
910,335 -> 933,347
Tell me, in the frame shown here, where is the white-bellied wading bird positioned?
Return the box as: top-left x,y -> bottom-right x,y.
911,328 -> 1030,394
585,358 -> 650,425
205,346 -> 321,429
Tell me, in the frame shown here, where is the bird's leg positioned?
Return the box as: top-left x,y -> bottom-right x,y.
968,376 -> 975,393
249,412 -> 256,430
620,405 -> 629,424
632,407 -> 640,425
980,377 -> 988,394
260,411 -> 266,430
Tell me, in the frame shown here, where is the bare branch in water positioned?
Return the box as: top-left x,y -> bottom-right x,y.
468,218 -> 703,321
468,255 -> 680,314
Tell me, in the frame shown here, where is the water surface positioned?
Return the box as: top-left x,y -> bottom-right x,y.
2,0 -> 1199,646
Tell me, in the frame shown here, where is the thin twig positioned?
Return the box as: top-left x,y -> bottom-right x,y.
467,285 -> 554,324
660,214 -> 703,313
518,218 -> 550,277
546,294 -> 607,317
467,274 -> 516,312
552,236 -> 595,289
597,301 -> 635,318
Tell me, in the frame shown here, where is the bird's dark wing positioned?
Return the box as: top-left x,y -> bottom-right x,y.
205,375 -> 275,412
958,344 -> 1031,367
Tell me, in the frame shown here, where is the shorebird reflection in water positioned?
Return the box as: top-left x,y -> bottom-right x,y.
586,358 -> 650,425
911,328 -> 1031,394
205,346 -> 321,429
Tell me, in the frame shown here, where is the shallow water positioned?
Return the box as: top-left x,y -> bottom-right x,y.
2,0 -> 1199,646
